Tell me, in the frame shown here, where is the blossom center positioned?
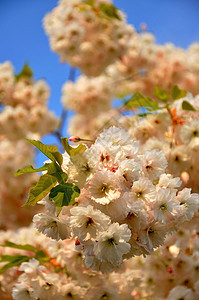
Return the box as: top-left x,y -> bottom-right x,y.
146,165 -> 152,170
82,163 -> 91,173
136,191 -> 142,198
86,217 -> 94,227
175,155 -> 179,162
192,130 -> 198,137
127,212 -> 135,219
101,184 -> 108,194
107,237 -> 116,245
160,203 -> 167,210
123,173 -> 128,181
101,293 -> 109,299
148,228 -> 154,235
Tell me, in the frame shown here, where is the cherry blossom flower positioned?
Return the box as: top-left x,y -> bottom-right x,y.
89,170 -> 120,205
93,223 -> 131,265
33,213 -> 71,240
70,205 -> 111,240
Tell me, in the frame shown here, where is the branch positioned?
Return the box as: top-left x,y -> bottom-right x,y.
54,67 -> 76,143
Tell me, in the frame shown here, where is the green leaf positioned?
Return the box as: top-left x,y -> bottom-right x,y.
47,161 -> 67,185
25,139 -> 63,166
14,163 -> 50,176
124,92 -> 160,111
35,250 -> 50,263
138,113 -> 149,117
172,85 -> 187,100
15,63 -> 33,82
23,174 -> 57,206
60,173 -> 68,182
99,3 -> 121,20
153,86 -> 170,103
47,161 -> 58,175
0,241 -> 36,252
52,193 -> 64,213
83,0 -> 95,6
51,152 -> 63,166
61,138 -> 72,155
182,100 -> 196,111
61,138 -> 86,157
49,183 -> 80,208
0,255 -> 30,273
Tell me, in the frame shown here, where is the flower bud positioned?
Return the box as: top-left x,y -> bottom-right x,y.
69,136 -> 81,142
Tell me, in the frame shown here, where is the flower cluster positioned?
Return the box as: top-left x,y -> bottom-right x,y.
119,93 -> 199,193
1,1 -> 199,299
61,75 -> 120,139
56,22 -> 199,142
31,126 -> 199,273
0,61 -> 58,140
0,139 -> 38,229
0,226 -> 86,300
1,216 -> 199,299
67,109 -> 120,140
43,0 -> 135,76
43,1 -> 199,148
126,214 -> 199,299
107,32 -> 199,98
0,61 -> 59,229
61,75 -> 114,117
0,225 -> 139,300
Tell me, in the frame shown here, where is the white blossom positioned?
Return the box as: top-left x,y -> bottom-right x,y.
167,286 -> 194,300
19,258 -> 46,275
175,188 -> 199,221
157,173 -> 182,191
93,223 -> 131,265
33,213 -> 70,240
70,205 -> 111,240
128,177 -> 156,203
141,149 -> 168,181
89,170 -> 120,205
180,119 -> 199,144
153,189 -> 180,223
12,283 -> 34,300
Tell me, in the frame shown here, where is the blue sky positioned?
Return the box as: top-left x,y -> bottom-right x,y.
0,0 -> 199,165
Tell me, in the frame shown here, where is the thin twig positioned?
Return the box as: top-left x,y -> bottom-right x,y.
54,67 -> 76,143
